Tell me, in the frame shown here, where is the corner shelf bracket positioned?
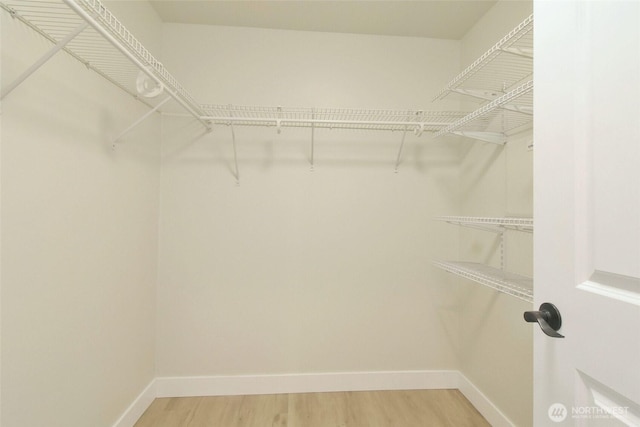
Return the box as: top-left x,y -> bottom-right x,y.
451,88 -> 501,102
310,109 -> 315,171
112,96 -> 172,144
498,46 -> 533,59
228,104 -> 240,184
452,131 -> 507,145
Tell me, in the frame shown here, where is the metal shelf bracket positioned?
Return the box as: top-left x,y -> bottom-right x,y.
310,109 -> 315,171
451,88 -> 501,102
499,46 -> 533,59
1,21 -> 88,100
228,104 -> 240,184
394,124 -> 409,173
452,131 -> 507,145
112,96 -> 171,145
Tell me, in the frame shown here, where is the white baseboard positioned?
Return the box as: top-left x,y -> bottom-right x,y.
457,372 -> 515,427
111,379 -> 156,427
113,371 -> 514,427
155,370 -> 459,398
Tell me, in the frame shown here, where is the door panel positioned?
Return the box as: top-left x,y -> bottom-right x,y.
534,1 -> 640,425
588,2 -> 640,279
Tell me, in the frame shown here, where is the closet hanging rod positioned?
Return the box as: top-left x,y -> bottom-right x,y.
60,0 -> 210,130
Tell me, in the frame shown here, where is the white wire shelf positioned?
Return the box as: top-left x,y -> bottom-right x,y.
434,216 -> 533,233
1,0 -> 471,138
433,260 -> 533,303
200,105 -> 466,133
0,0 -> 207,127
433,14 -> 533,102
433,80 -> 533,144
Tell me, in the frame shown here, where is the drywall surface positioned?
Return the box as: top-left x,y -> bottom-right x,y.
157,24 -> 463,377
457,1 -> 534,426
0,2 -> 161,426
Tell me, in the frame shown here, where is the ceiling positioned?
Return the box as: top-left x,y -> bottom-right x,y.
148,1 -> 498,40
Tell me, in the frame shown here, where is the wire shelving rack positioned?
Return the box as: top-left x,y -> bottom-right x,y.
433,260 -> 533,303
433,215 -> 534,303
434,216 -> 533,233
0,0 -> 209,131
431,13 -> 534,145
1,0 -> 469,141
200,105 -> 466,133
433,14 -> 533,103
433,80 -> 533,144
3,0 -> 537,299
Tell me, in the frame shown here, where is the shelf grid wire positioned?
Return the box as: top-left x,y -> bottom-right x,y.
3,0 -> 472,133
434,216 -> 534,232
200,105 -> 466,132
433,260 -> 533,303
433,14 -> 533,101
433,80 -> 533,139
1,0 -> 204,117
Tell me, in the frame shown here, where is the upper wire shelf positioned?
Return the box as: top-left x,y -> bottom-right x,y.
433,14 -> 533,102
200,105 -> 466,134
432,80 -> 533,144
0,0 -> 207,127
434,216 -> 533,233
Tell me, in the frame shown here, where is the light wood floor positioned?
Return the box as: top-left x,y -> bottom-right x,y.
133,389 -> 490,427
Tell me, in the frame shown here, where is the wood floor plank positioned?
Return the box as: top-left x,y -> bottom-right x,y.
133,389 -> 490,427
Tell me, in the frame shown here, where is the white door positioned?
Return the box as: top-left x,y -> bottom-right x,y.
534,1 -> 640,426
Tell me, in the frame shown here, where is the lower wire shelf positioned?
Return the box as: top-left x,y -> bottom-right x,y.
433,260 -> 533,303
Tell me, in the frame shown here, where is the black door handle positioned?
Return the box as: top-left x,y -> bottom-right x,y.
524,302 -> 564,338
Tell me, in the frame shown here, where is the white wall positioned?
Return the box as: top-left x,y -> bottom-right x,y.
0,2 -> 161,426
157,25 -> 463,378
457,2 -> 534,426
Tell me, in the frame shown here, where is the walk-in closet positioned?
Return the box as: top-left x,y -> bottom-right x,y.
2,1 -> 638,426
